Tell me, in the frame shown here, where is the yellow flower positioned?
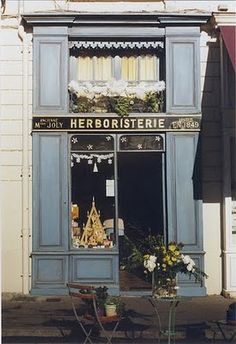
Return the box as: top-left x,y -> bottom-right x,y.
162,246 -> 166,253
171,256 -> 177,262
143,254 -> 149,260
174,250 -> 180,257
168,244 -> 177,252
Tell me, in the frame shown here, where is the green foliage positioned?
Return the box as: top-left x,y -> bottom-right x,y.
108,96 -> 130,117
76,96 -> 94,112
95,286 -> 108,308
144,92 -> 159,112
69,91 -> 165,116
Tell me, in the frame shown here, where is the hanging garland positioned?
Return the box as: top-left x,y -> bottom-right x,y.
71,153 -> 114,171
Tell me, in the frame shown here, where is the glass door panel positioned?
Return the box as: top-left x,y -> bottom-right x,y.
70,135 -> 116,249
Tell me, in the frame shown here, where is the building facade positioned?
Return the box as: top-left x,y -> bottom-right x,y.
1,0 -> 235,297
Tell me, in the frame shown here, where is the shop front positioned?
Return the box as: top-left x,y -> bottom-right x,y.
23,12 -> 210,296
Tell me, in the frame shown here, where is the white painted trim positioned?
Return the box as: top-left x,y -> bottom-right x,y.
18,24 -> 31,294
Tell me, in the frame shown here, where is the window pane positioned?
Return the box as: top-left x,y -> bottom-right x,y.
71,135 -> 115,249
71,135 -> 114,151
121,56 -> 137,81
139,55 -> 157,81
119,135 -> 164,151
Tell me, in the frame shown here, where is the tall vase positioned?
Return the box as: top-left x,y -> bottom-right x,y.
152,275 -> 177,299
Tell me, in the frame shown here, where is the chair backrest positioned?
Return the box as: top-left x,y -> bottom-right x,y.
67,283 -> 97,300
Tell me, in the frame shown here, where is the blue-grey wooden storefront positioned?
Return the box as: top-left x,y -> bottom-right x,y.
23,13 -> 210,296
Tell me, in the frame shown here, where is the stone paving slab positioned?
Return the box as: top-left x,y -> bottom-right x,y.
2,294 -> 236,343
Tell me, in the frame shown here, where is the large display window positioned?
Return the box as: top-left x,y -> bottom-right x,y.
70,133 -> 165,291
71,134 -> 116,249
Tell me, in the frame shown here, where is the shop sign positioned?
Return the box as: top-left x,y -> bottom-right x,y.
32,115 -> 201,132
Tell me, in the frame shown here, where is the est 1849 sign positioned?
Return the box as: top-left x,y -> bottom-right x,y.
32,115 -> 201,132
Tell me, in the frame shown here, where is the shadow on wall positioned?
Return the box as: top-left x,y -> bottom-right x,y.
200,25 -> 222,204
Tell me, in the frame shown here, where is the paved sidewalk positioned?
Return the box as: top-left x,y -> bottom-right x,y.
2,293 -> 236,343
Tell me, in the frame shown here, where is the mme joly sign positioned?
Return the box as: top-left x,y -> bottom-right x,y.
32,115 -> 201,132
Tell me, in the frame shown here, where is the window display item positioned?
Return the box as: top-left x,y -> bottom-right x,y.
103,218 -> 125,236
71,203 -> 79,219
79,197 -> 111,248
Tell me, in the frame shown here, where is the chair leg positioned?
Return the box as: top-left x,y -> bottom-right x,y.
72,303 -> 94,344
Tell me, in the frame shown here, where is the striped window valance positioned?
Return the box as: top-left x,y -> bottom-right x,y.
69,40 -> 164,56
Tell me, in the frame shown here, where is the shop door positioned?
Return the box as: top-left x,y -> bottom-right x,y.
117,135 -> 165,292
118,152 -> 164,291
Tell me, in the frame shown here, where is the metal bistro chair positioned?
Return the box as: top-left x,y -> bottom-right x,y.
67,283 -> 122,344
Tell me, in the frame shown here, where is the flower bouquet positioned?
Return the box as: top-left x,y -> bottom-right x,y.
125,234 -> 207,298
144,236 -> 207,298
68,79 -> 165,117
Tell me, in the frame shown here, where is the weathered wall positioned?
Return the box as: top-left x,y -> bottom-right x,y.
1,19 -> 33,292
1,0 -> 232,294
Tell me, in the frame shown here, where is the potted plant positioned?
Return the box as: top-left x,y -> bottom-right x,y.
94,286 -> 108,316
105,296 -> 124,317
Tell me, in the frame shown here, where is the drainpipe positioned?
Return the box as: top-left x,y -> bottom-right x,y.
18,22 -> 31,294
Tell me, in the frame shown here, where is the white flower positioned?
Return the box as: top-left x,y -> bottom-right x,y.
144,255 -> 157,272
156,80 -> 166,92
68,80 -> 80,93
83,82 -> 94,92
107,79 -> 128,96
182,255 -> 191,265
145,84 -> 157,93
92,85 -> 107,95
126,86 -> 137,97
181,254 -> 196,272
135,85 -> 146,100
187,264 -> 193,272
149,255 -> 157,263
148,261 -> 156,272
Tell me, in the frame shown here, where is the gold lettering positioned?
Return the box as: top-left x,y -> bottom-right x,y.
129,118 -> 136,128
86,119 -> 93,129
159,119 -> 165,129
78,119 -> 85,128
103,119 -> 110,128
95,119 -> 102,128
111,119 -> 119,129
137,118 -> 144,128
35,122 -> 41,128
71,119 -> 77,129
123,118 -> 130,128
145,119 -> 153,128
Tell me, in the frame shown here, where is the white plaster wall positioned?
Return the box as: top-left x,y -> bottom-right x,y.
2,0 -> 236,15
1,0 -> 230,294
203,204 -> 222,294
0,19 -> 32,292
